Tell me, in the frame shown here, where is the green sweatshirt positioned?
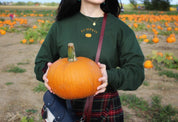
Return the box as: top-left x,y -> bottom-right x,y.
34,12 -> 145,91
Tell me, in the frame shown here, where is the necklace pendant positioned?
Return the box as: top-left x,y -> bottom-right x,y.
93,22 -> 96,26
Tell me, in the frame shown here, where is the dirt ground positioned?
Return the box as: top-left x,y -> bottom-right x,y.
0,17 -> 178,122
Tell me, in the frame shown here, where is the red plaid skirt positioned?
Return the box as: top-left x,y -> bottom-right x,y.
71,91 -> 123,122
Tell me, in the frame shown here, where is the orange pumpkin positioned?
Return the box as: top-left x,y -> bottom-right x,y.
157,52 -> 163,57
170,34 -> 175,37
143,39 -> 149,43
0,30 -> 6,35
133,23 -> 138,28
152,24 -> 156,28
153,31 -> 158,35
47,43 -> 102,99
157,25 -> 161,29
32,25 -> 37,29
166,56 -> 173,60
144,60 -> 153,69
167,34 -> 176,43
147,25 -> 150,28
29,39 -> 34,43
21,39 -> 27,44
40,39 -> 44,44
142,34 -> 147,39
167,37 -> 173,43
152,36 -> 159,43
167,27 -> 172,31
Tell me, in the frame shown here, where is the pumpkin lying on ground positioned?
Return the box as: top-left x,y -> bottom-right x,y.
157,52 -> 163,57
47,43 -> 102,99
167,34 -> 176,43
144,60 -> 153,69
0,29 -> 6,35
152,36 -> 159,43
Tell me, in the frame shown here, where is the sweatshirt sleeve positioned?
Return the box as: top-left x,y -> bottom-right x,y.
107,25 -> 145,91
34,22 -> 59,82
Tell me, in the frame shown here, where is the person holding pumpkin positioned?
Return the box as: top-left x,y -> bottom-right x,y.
34,0 -> 145,121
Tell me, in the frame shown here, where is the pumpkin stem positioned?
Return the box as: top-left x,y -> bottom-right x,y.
68,43 -> 77,62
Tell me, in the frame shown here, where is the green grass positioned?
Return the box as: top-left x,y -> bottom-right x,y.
20,117 -> 34,122
132,24 -> 147,32
120,94 -> 178,121
151,95 -> 178,121
159,70 -> 178,81
0,18 -> 5,21
5,82 -> 14,85
121,10 -> 178,15
143,81 -> 149,86
20,109 -> 39,122
33,82 -> 47,92
26,109 -> 38,114
17,62 -> 30,65
5,65 -> 26,73
158,30 -> 175,36
120,94 -> 149,111
153,62 -> 178,81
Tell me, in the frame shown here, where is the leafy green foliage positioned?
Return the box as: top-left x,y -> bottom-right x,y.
147,51 -> 178,81
148,51 -> 178,70
143,0 -> 170,11
132,23 -> 147,32
158,30 -> 177,36
129,0 -> 138,9
24,20 -> 52,44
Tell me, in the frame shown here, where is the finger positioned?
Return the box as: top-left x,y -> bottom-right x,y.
44,82 -> 54,93
43,63 -> 51,81
97,82 -> 108,90
95,88 -> 106,96
44,82 -> 51,90
43,74 -> 48,82
98,77 -> 107,82
47,62 -> 52,67
98,62 -> 106,69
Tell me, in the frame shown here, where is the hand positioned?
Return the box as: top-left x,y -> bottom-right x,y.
42,62 -> 54,93
95,62 -> 108,96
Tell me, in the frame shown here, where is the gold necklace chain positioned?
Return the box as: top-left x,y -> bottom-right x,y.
84,16 -> 100,26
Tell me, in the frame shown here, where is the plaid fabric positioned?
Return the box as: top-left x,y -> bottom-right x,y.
71,91 -> 123,122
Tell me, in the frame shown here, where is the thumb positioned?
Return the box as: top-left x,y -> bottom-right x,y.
47,62 -> 52,67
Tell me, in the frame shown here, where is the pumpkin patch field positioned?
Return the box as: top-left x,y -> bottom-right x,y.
0,7 -> 178,121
